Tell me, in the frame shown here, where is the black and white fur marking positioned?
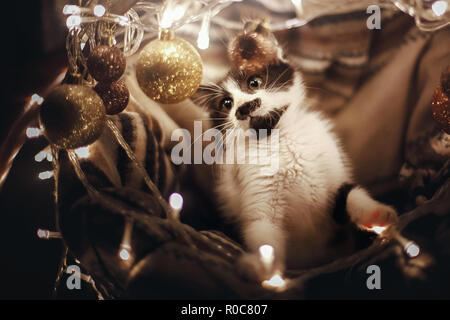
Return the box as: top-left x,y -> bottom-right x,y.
195,42 -> 398,280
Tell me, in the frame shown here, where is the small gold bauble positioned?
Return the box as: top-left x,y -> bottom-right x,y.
39,84 -> 106,149
136,31 -> 203,104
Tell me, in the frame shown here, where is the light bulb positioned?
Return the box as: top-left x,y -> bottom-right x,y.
66,15 -> 82,29
31,94 -> 44,105
26,127 -> 41,138
38,171 -> 54,180
432,1 -> 448,17
74,146 -> 90,159
119,248 -> 130,261
160,4 -> 186,29
262,272 -> 286,290
370,225 -> 387,235
259,244 -> 275,268
62,5 -> 80,15
93,5 -> 106,17
37,229 -> 49,239
197,14 -> 211,50
37,229 -> 61,239
169,193 -> 183,211
405,241 -> 420,258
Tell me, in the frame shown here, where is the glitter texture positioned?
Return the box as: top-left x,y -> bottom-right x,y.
431,84 -> 450,134
39,84 -> 106,149
136,37 -> 203,104
87,45 -> 126,82
95,80 -> 129,115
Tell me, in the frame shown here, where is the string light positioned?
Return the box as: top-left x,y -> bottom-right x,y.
26,127 -> 41,138
404,241 -> 420,258
197,12 -> 211,50
119,248 -> 131,261
62,5 -> 81,15
160,2 -> 187,29
262,272 -> 286,290
36,228 -> 62,239
34,150 -> 47,163
38,171 -> 54,180
432,1 -> 448,17
119,219 -> 133,262
373,226 -> 421,259
93,5 -> 106,18
30,93 -> 44,105
66,15 -> 82,29
74,146 -> 90,159
259,244 -> 274,270
370,225 -> 387,235
169,192 -> 183,219
35,147 -> 53,163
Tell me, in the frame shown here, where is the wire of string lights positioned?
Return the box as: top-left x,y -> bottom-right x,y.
62,0 -> 450,57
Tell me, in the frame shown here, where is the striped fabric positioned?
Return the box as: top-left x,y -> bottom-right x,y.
57,111 -> 179,216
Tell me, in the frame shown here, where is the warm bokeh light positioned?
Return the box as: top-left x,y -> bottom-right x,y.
31,93 -> 44,105
26,127 -> 41,138
93,5 -> 106,17
66,15 -> 82,28
371,225 -> 387,235
262,273 -> 286,290
197,15 -> 210,50
432,1 -> 448,17
62,5 -> 80,15
119,248 -> 130,261
405,241 -> 420,258
74,146 -> 90,159
38,171 -> 54,180
37,229 -> 49,239
169,192 -> 184,211
259,244 -> 274,267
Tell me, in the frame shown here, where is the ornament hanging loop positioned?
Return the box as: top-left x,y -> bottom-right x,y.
65,28 -> 89,84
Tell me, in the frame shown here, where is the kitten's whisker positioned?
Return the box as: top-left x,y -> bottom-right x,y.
268,68 -> 291,92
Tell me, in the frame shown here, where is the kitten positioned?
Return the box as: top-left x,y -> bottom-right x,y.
194,33 -> 398,281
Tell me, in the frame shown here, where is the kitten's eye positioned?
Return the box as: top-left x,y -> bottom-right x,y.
248,76 -> 263,90
220,97 -> 233,110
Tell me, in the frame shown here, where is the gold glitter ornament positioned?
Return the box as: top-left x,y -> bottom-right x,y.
136,29 -> 203,104
39,84 -> 106,149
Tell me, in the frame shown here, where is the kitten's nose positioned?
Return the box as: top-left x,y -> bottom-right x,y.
236,98 -> 261,120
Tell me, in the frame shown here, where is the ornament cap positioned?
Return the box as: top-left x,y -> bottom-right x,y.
159,28 -> 174,41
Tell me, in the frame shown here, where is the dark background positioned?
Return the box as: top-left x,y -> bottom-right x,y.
1,1 -> 68,299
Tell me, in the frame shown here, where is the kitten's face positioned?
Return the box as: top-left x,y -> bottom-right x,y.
196,62 -> 304,132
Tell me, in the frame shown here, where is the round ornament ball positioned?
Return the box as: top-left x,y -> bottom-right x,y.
431,84 -> 450,134
228,21 -> 278,73
94,80 -> 129,115
87,45 -> 126,82
39,84 -> 106,149
136,30 -> 203,104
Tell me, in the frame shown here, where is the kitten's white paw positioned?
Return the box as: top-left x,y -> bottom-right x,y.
356,203 -> 398,229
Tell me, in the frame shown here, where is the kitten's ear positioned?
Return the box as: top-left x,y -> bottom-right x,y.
191,85 -> 217,109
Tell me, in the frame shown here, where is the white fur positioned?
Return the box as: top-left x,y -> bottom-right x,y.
214,70 -> 397,276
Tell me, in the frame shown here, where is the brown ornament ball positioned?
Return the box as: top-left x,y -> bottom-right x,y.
431,84 -> 450,134
136,34 -> 203,104
39,84 -> 106,149
87,45 -> 126,82
94,80 -> 129,115
228,30 -> 279,72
